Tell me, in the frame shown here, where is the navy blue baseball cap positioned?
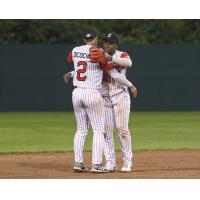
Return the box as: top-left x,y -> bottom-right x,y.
83,27 -> 98,39
104,33 -> 119,44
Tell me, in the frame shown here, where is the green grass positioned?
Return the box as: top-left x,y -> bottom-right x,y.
0,112 -> 200,153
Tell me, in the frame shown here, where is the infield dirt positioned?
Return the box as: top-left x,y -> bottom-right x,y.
0,150 -> 200,178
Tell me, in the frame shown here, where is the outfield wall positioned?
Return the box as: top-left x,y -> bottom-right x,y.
0,44 -> 200,111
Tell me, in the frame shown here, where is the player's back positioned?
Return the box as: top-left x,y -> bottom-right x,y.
72,45 -> 103,90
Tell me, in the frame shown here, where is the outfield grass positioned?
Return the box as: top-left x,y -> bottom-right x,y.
0,112 -> 200,153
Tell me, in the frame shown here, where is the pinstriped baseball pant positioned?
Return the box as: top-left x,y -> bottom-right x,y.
72,87 -> 105,165
104,95 -> 133,166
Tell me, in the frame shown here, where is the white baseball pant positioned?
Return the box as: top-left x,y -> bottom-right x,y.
72,87 -> 105,165
104,95 -> 133,166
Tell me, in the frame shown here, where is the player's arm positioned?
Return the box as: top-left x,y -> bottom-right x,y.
107,52 -> 132,68
67,51 -> 73,63
64,49 -> 74,84
63,71 -> 74,84
108,69 -> 137,97
89,47 -> 132,68
89,48 -> 137,97
102,64 -> 137,97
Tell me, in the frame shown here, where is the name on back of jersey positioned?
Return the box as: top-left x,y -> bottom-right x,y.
74,51 -> 89,59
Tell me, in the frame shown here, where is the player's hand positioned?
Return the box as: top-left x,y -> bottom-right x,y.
63,72 -> 72,84
130,85 -> 137,97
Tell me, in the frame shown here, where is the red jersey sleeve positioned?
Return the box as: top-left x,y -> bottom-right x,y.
67,51 -> 73,63
120,52 -> 130,58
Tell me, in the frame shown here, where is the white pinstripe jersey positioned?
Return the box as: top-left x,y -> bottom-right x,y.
101,50 -> 132,105
71,45 -> 103,90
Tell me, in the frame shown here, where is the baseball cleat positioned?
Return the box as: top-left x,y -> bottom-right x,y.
91,164 -> 110,173
73,162 -> 88,173
121,161 -> 132,172
104,162 -> 117,172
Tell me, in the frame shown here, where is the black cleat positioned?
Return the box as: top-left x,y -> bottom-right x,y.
73,163 -> 88,173
91,164 -> 110,173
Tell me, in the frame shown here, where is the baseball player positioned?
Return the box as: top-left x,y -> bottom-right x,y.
67,27 -> 108,173
100,33 -> 135,172
65,27 -> 137,173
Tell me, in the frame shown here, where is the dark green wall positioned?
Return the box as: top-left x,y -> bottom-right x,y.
128,44 -> 200,110
0,44 -> 199,111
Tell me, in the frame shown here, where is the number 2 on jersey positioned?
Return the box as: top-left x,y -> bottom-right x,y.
76,61 -> 87,81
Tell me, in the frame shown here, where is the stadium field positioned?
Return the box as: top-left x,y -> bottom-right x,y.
0,112 -> 200,153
